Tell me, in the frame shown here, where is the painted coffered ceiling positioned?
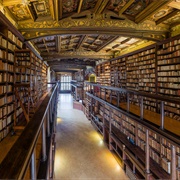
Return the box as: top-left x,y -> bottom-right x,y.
1,0 -> 180,72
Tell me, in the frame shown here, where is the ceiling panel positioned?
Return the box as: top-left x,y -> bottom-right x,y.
2,0 -> 180,72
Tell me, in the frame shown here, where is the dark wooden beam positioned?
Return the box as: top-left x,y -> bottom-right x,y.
48,60 -> 96,66
38,47 -> 56,50
51,64 -> 87,68
94,0 -> 109,14
156,9 -> 180,25
59,0 -> 63,20
119,0 -> 135,15
94,0 -> 102,14
54,69 -> 78,72
34,40 -> 55,45
22,27 -> 167,42
55,36 -> 58,52
43,38 -> 49,53
121,37 -> 132,44
110,37 -> 131,49
26,5 -> 36,21
52,65 -> 86,71
95,36 -> 119,52
41,52 -> 113,60
76,35 -> 87,49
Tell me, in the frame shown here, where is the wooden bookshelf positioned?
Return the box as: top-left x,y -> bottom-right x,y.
96,62 -> 111,86
95,35 -> 180,121
110,57 -> 126,88
85,88 -> 180,179
0,26 -> 23,141
13,49 -> 47,129
157,37 -> 180,121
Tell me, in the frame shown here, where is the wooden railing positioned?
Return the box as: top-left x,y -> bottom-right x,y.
0,82 -> 59,179
85,82 -> 180,179
85,82 -> 180,137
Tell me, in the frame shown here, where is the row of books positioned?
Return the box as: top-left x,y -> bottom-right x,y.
157,64 -> 180,71
7,30 -> 23,48
158,71 -> 180,76
157,57 -> 179,65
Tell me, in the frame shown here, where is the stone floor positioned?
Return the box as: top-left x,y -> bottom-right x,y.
54,94 -> 129,180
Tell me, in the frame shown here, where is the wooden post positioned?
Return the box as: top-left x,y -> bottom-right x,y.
135,122 -> 138,146
145,129 -> 150,174
117,92 -> 120,107
49,103 -> 52,123
103,105 -> 106,142
109,110 -> 112,134
31,149 -> 36,180
133,164 -> 136,174
51,100 -> 54,118
127,93 -> 130,112
122,145 -> 126,169
171,145 -> 176,180
160,101 -> 164,130
49,142 -> 53,178
46,111 -> 50,137
140,96 -> 144,120
42,121 -> 47,161
110,90 -> 112,103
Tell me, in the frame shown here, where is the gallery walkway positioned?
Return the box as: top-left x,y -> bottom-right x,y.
54,94 -> 128,179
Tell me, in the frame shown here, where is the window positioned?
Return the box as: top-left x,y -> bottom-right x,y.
60,74 -> 72,91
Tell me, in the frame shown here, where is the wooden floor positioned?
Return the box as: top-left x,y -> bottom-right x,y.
101,95 -> 180,136
120,103 -> 180,136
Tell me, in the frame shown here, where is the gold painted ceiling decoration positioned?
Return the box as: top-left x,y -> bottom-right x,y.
1,0 -> 180,72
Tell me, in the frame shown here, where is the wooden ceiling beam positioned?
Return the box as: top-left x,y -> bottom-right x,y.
48,61 -> 95,66
91,35 -> 101,45
49,0 -> 55,20
59,0 -> 63,20
54,66 -> 83,69
54,69 -> 78,72
135,0 -> 174,23
78,0 -> 84,14
94,0 -> 109,14
2,0 -> 27,6
38,47 -> 56,51
42,53 -> 111,60
57,36 -> 61,52
26,5 -> 35,21
42,38 -> 49,53
76,35 -> 87,49
119,0 -> 135,15
21,27 -> 167,42
34,40 -> 55,45
50,64 -> 87,69
55,0 -> 59,21
95,36 -> 119,52
111,37 -> 131,49
94,0 -> 102,14
121,37 -> 132,44
156,9 -> 179,25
